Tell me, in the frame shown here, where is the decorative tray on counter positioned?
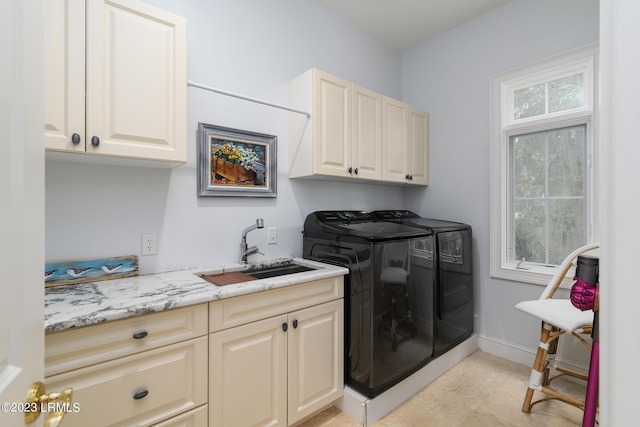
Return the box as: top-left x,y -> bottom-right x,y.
44,255 -> 138,287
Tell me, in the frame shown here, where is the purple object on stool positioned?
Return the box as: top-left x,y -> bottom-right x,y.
570,277 -> 598,311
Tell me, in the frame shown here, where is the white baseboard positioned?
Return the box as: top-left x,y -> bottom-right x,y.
476,333 -> 591,374
335,335 -> 478,426
476,333 -> 536,366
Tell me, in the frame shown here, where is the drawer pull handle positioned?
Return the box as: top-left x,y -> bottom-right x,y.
133,389 -> 149,400
132,331 -> 148,340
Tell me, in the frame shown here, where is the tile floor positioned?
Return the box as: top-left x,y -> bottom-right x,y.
300,350 -> 591,427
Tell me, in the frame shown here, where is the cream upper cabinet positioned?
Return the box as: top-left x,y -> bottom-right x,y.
408,107 -> 429,185
352,84 -> 383,180
382,96 -> 409,183
382,99 -> 429,185
289,69 -> 352,178
289,68 -> 427,185
44,0 -> 85,153
45,0 -> 187,164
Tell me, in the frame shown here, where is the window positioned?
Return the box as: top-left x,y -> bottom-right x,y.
490,44 -> 598,285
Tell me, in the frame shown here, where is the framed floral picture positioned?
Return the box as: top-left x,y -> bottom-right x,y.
198,123 -> 277,197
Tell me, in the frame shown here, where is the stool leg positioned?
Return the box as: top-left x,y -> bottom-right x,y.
402,284 -> 414,338
522,323 -> 552,413
390,288 -> 398,352
543,326 -> 559,386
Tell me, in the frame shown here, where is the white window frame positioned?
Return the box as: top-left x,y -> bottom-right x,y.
490,43 -> 599,285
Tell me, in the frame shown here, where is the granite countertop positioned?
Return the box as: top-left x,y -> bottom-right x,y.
44,257 -> 347,333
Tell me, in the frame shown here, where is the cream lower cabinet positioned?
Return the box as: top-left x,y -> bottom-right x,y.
44,0 -> 187,164
44,304 -> 208,427
209,277 -> 345,427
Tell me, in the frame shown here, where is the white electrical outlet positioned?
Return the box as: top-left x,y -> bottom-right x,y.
142,234 -> 157,255
267,227 -> 277,244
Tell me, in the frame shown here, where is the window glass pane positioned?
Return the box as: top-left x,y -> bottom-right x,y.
514,199 -> 545,263
549,73 -> 584,113
513,132 -> 545,198
548,198 -> 585,264
548,125 -> 585,197
511,124 -> 587,266
514,83 -> 546,120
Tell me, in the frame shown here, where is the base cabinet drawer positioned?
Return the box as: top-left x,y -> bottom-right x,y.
46,303 -> 208,376
46,337 -> 207,427
151,405 -> 208,426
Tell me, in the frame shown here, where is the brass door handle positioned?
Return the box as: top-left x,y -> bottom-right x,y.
25,382 -> 73,427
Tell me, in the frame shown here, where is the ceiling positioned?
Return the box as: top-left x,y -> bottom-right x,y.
313,0 -> 512,51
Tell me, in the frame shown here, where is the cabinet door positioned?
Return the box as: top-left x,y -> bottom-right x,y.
287,300 -> 344,425
352,85 -> 382,180
44,0 -> 85,152
210,315 -> 288,427
312,70 -> 352,177
408,107 -> 429,185
382,96 -> 409,182
85,0 -> 187,162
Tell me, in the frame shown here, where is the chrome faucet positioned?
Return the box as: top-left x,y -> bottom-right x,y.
240,218 -> 264,264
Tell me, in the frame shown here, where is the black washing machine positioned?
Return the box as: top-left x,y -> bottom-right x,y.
303,211 -> 435,398
372,210 -> 474,357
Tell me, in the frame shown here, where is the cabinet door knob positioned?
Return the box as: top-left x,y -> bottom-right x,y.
91,136 -> 100,147
354,168 -> 358,175
24,382 -> 73,425
71,133 -> 81,145
282,322 -> 288,332
348,167 -> 353,174
133,389 -> 149,400
132,330 -> 148,340
405,174 -> 411,180
293,319 -> 298,329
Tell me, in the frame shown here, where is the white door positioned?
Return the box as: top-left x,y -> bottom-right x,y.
0,0 -> 46,426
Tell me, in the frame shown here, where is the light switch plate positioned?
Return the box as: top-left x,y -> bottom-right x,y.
267,227 -> 277,244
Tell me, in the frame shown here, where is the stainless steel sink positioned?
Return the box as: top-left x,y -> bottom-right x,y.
197,262 -> 318,286
245,264 -> 316,279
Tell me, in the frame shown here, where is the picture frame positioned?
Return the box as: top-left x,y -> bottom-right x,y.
198,123 -> 277,197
